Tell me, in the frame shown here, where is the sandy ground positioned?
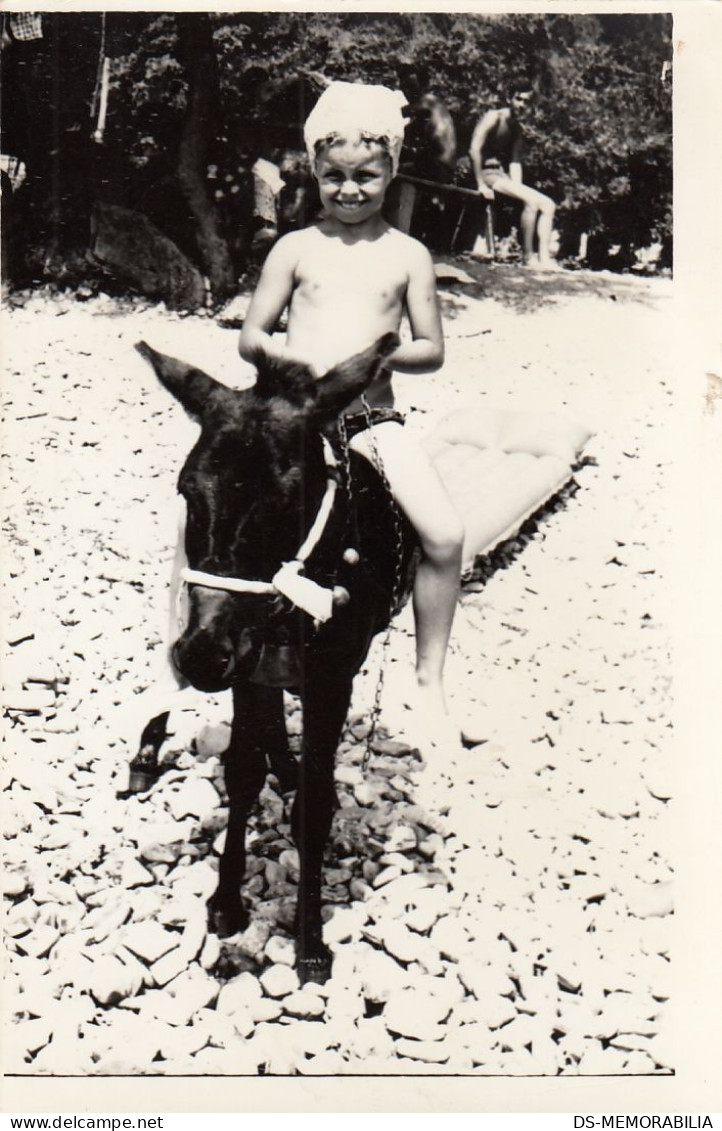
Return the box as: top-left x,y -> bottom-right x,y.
2,264 -> 676,1076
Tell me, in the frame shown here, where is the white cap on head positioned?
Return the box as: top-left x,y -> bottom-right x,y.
304,80 -> 408,176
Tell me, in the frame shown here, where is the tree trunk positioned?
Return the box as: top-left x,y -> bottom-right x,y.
175,13 -> 235,304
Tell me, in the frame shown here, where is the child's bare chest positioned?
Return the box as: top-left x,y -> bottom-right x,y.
295,244 -> 407,308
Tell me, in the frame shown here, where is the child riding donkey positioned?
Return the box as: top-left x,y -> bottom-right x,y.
239,80 -> 485,755
130,81 -> 483,773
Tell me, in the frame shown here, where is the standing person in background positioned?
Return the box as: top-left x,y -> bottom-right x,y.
395,62 -> 458,251
469,79 -> 558,269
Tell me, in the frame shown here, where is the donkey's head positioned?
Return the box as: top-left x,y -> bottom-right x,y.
136,334 -> 398,691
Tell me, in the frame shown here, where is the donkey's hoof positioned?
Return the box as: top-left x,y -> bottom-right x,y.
207,899 -> 249,939
126,763 -> 160,795
297,941 -> 333,986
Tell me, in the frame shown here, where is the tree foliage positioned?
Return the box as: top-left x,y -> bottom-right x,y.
2,11 -> 672,294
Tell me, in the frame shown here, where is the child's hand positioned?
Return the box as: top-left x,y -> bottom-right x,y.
477,184 -> 495,201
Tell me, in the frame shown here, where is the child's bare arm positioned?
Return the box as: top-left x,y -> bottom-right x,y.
239,235 -> 317,372
390,241 -> 444,374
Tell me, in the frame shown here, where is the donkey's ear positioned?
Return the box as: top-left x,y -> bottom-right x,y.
250,348 -> 316,404
135,342 -> 239,422
311,333 -> 400,422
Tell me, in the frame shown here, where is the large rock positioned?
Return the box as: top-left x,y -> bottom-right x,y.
91,203 -> 206,311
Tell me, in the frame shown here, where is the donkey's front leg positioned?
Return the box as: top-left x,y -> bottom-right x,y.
292,673 -> 354,985
208,681 -> 287,937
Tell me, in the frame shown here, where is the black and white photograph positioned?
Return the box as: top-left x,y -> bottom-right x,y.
1,0 -> 720,1115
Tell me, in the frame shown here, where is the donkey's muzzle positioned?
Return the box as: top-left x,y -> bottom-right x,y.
173,625 -> 253,693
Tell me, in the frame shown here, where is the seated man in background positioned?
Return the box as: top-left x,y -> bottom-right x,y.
468,80 -> 558,269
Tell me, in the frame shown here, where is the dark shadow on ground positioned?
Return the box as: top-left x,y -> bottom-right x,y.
434,257 -> 668,318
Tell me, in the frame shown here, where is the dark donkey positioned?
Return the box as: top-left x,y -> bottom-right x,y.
133,333 -> 415,983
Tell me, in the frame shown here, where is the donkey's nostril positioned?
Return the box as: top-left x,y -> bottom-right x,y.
173,634 -> 235,693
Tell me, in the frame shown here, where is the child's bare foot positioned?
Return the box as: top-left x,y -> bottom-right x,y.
399,674 -> 474,757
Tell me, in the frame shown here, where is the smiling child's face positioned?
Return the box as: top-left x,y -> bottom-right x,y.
315,139 -> 392,226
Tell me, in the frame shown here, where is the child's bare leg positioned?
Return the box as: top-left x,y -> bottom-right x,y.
349,423 -> 463,721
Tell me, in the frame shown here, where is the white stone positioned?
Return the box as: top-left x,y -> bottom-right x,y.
625,880 -> 673,919
195,723 -> 231,759
6,898 -> 40,937
86,954 -> 143,1006
430,915 -> 473,962
4,869 -> 30,898
194,1007 -> 238,1049
395,1036 -> 451,1063
405,886 -> 450,933
9,1018 -> 53,1058
412,971 -> 466,1011
199,934 -> 221,970
372,864 -> 403,889
383,988 -> 451,1040
360,948 -> 413,1003
354,782 -> 379,806
157,1020 -> 212,1060
149,945 -> 190,988
278,848 -> 300,880
191,1039 -> 260,1074
164,965 -> 219,1018
379,921 -> 425,964
236,919 -> 272,961
259,963 -> 300,998
385,824 -> 418,853
282,989 -> 326,1018
31,1038 -> 95,1074
83,899 -> 133,944
264,934 -> 296,966
273,1018 -> 330,1058
121,920 -> 182,964
335,765 -> 364,787
458,959 -> 515,1001
298,1050 -> 348,1074
322,906 -> 366,948
119,858 -> 155,889
248,996 -> 284,1024
216,972 -> 263,1015
15,924 -> 61,960
167,778 -> 221,821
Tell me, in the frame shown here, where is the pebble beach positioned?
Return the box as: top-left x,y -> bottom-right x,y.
2,264 -> 679,1076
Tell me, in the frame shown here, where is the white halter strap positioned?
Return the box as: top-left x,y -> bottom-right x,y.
179,437 -> 340,623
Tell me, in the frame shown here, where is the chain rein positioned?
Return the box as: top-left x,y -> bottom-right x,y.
338,396 -> 406,769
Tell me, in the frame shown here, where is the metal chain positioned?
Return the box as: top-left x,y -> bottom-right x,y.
356,396 -> 407,769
